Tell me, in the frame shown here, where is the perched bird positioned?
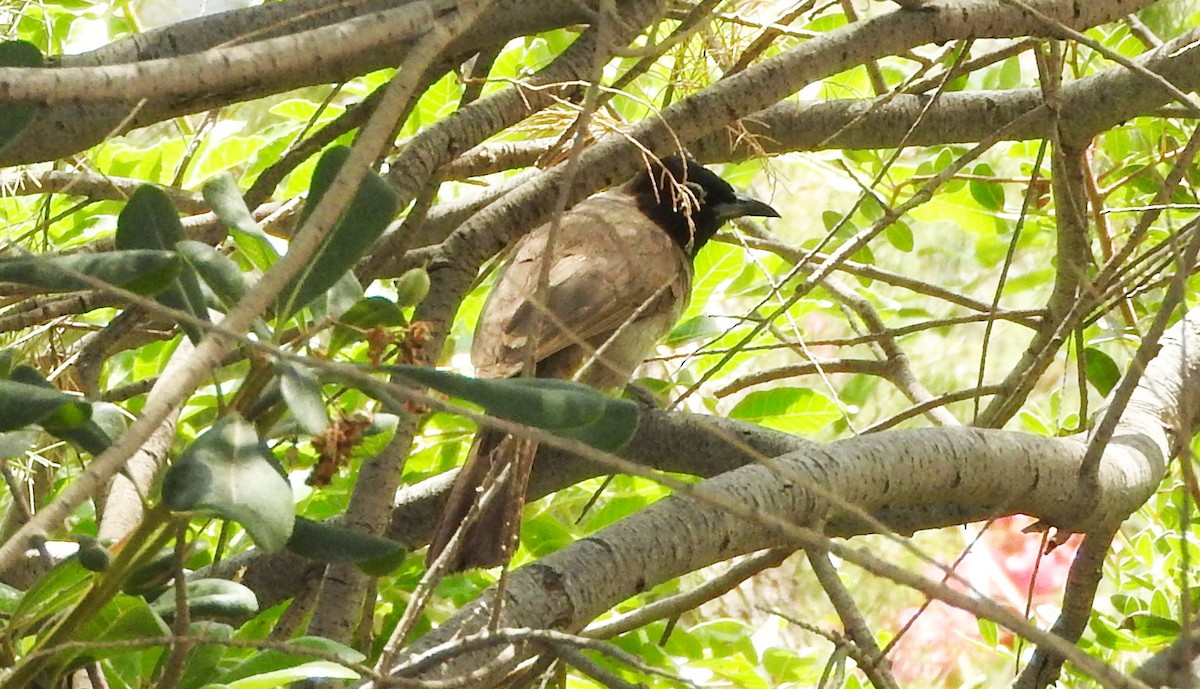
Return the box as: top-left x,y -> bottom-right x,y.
427,155 -> 779,572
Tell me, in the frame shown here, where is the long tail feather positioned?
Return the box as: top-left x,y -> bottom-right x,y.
426,429 -> 537,572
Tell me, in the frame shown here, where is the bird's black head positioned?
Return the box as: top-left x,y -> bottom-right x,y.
625,156 -> 779,257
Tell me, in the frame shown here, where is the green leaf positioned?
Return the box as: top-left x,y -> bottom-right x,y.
306,270 -> 363,322
162,416 -> 295,552
224,661 -> 358,688
8,365 -> 113,455
46,593 -> 171,677
330,296 -> 406,353
0,580 -> 21,615
276,361 -> 328,435
286,518 -> 407,574
177,240 -> 249,309
969,163 -> 1005,210
149,578 -> 259,621
0,378 -> 90,433
978,616 -> 999,646
729,387 -> 841,434
885,220 -> 914,252
117,185 -> 211,342
279,146 -> 399,316
203,173 -> 278,272
386,365 -> 606,430
122,546 -> 181,597
553,394 -> 640,453
0,41 -> 44,150
382,365 -> 641,453
10,557 -> 90,637
1084,347 -> 1121,396
217,636 -> 364,687
663,315 -> 724,347
176,621 -> 235,689
0,250 -> 180,294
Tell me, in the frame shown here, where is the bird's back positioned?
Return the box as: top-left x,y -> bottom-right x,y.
470,189 -> 692,389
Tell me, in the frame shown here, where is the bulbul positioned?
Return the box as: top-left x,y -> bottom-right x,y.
427,156 -> 780,572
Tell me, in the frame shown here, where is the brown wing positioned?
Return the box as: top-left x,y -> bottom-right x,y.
471,190 -> 691,382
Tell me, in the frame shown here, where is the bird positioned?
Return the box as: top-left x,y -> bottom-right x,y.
426,155 -> 780,572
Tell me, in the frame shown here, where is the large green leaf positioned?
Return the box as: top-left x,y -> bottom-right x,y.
9,557 -> 90,638
729,387 -> 841,434
0,250 -> 180,294
384,365 -> 640,452
117,185 -> 211,342
551,393 -> 640,453
8,365 -> 112,455
202,173 -> 278,272
216,635 -> 364,687
162,416 -> 294,552
224,661 -> 358,687
0,378 -> 91,433
0,41 -> 43,150
1084,346 -> 1121,397
278,146 -> 399,317
149,578 -> 259,621
286,517 -> 407,574
176,621 -> 235,689
386,365 -> 607,430
276,361 -> 328,435
45,593 -> 171,678
177,240 -> 249,309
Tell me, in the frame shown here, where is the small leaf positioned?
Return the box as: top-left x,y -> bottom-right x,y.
286,517 -> 407,574
729,387 -> 841,434
117,186 -> 211,341
884,221 -> 914,252
149,579 -> 259,621
0,250 -> 180,294
177,240 -> 249,308
279,146 -> 399,316
0,41 -> 44,149
969,163 -> 1005,210
1084,347 -> 1120,397
203,173 -> 278,272
385,365 -> 607,430
276,361 -> 328,436
162,416 -> 294,552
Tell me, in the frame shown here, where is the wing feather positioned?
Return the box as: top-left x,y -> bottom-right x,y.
471,191 -> 690,380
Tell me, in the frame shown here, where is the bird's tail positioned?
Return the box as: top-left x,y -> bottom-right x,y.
425,428 -> 537,572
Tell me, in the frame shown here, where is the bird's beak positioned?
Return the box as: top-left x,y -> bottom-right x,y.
716,193 -> 780,223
